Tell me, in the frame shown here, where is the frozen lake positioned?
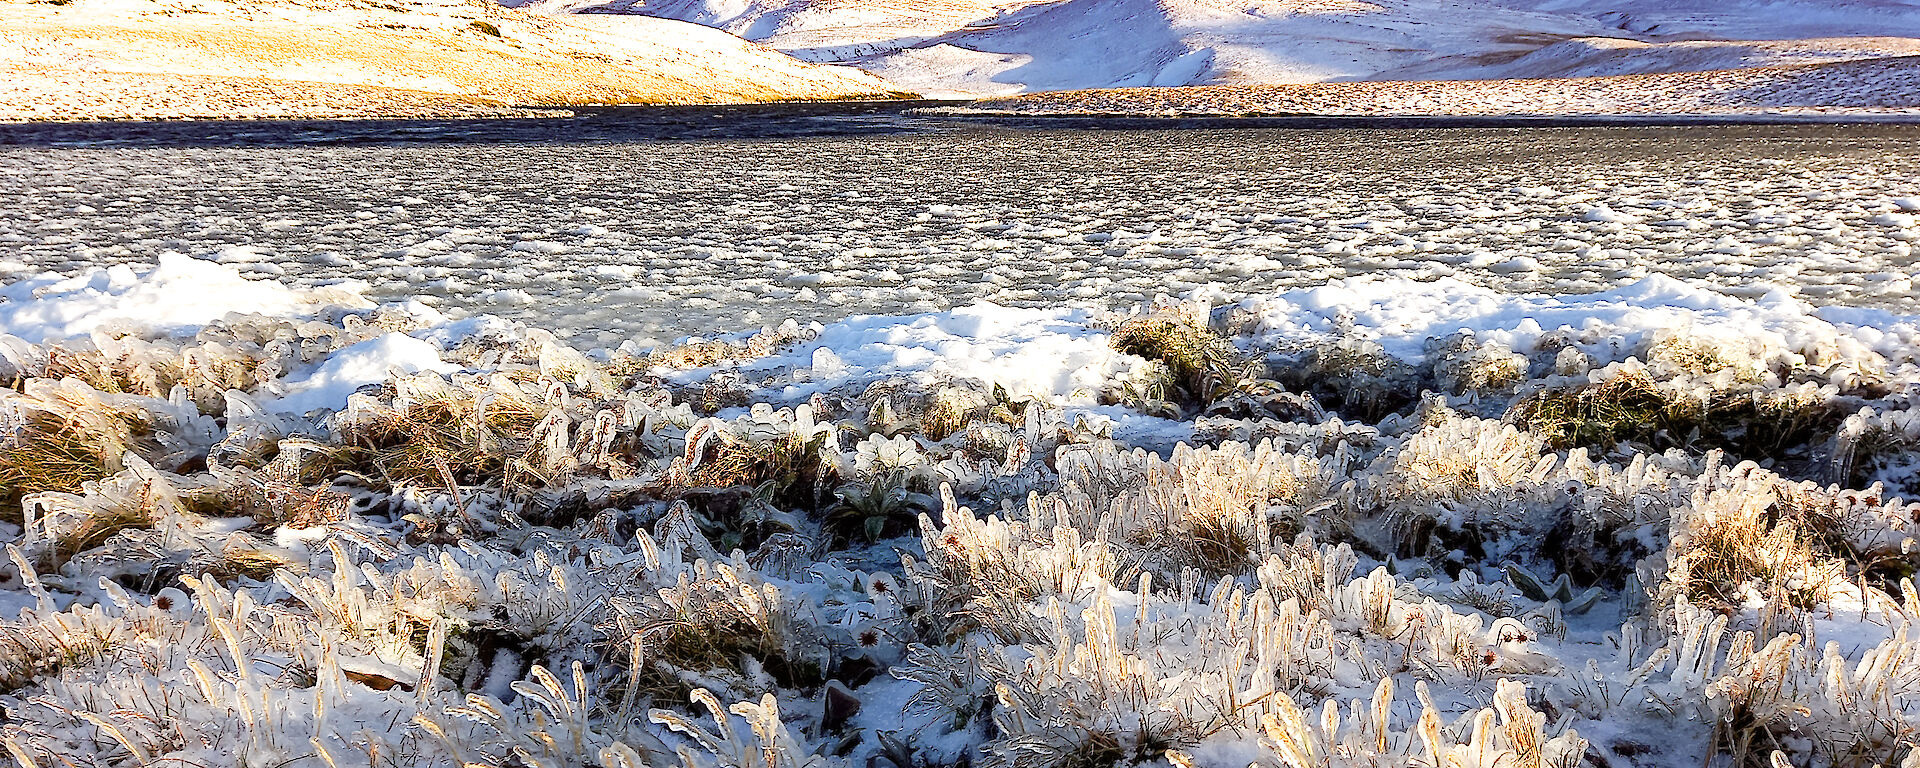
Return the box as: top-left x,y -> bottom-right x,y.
4,118 -> 1918,347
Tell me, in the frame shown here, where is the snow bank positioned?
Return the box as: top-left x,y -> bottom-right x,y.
1237,273 -> 1916,365
6,255 -> 1917,420
735,303 -> 1126,403
596,0 -> 1920,95
0,254 -> 327,344
270,332 -> 462,415
0,257 -> 456,416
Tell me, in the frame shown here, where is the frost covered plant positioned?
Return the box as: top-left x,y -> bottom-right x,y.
15,271 -> 1920,768
650,688 -> 827,768
1509,365 -> 1685,451
1424,332 -> 1528,400
1273,337 -> 1422,422
849,433 -> 930,484
0,380 -> 181,520
1251,678 -> 1587,768
1362,406 -> 1561,559
1831,406 -> 1920,493
827,472 -> 937,544
1660,461 -> 1850,611
333,373 -> 554,492
681,405 -> 842,510
1108,311 -> 1256,409
855,378 -> 1000,441
1502,564 -> 1603,615
616,319 -> 817,376
1510,357 -> 1851,468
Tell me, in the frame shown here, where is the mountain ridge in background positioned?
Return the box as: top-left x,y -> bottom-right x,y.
516,0 -> 1920,96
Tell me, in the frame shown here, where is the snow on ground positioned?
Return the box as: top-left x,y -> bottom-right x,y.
960,54 -> 1920,116
0,253 -> 347,344
269,332 -> 463,415
1376,35 -> 1920,81
9,252 -> 1920,768
0,0 -> 907,121
17,254 -> 1906,422
1235,273 -> 1920,365
553,0 -> 1920,96
753,304 -> 1123,402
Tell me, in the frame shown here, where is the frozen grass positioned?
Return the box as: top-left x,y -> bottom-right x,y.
6,277 -> 1920,768
1108,309 -> 1253,411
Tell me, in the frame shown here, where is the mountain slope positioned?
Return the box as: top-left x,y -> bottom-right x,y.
965,53 -> 1920,115
0,0 -> 910,121
559,0 -> 1920,96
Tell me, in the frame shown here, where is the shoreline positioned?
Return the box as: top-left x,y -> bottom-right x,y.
10,101 -> 1920,131
930,109 -> 1920,130
11,107 -> 1920,133
0,97 -> 954,128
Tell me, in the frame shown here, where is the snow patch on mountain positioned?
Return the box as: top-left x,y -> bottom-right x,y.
553,0 -> 1920,95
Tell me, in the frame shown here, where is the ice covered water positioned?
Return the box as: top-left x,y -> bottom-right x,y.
3,122 -> 1917,347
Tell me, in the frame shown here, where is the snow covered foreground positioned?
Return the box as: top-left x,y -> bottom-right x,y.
8,257 -> 1920,767
539,0 -> 1920,97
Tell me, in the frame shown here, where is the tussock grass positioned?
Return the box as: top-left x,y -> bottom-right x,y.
1509,369 -> 1680,450
1110,315 -> 1253,409
197,549 -> 298,584
44,505 -> 149,571
1273,339 -> 1420,422
1,421 -> 113,522
685,429 -> 837,511
0,407 -> 147,524
41,346 -> 176,397
1510,369 -> 1849,466
0,615 -> 122,694
1646,335 -> 1739,377
337,391 -> 548,491
611,323 -> 815,380
1679,512 -> 1838,611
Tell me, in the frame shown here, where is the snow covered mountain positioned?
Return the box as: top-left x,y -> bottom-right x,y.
0,0 -> 909,120
518,0 -> 1920,96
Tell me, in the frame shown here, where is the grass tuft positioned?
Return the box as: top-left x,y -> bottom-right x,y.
1109,315 -> 1252,409
337,391 -> 548,492
686,429 -> 837,511
0,408 -> 144,524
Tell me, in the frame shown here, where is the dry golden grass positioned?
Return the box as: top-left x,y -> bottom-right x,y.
1109,315 -> 1251,408
338,391 -> 548,492
685,430 -> 837,510
197,549 -> 298,584
1678,511 -> 1841,610
0,407 -> 144,524
44,504 -> 149,571
1647,336 -> 1737,377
